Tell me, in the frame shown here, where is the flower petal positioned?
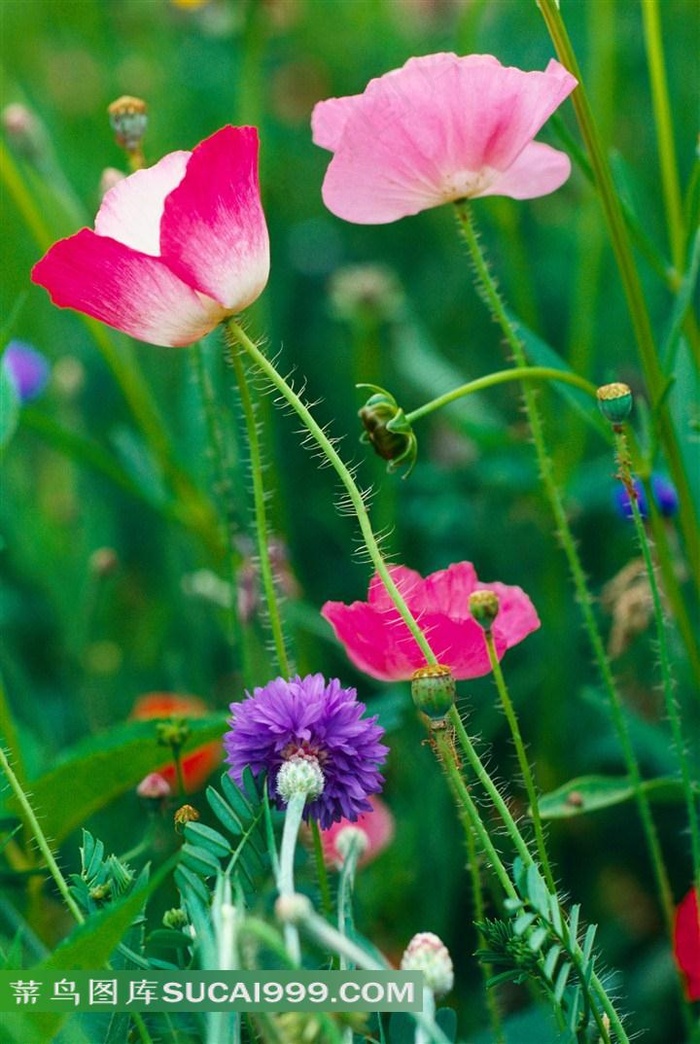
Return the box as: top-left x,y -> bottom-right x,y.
159,125 -> 270,311
31,229 -> 226,347
478,141 -> 572,200
95,151 -> 190,255
322,599 -> 425,680
314,53 -> 576,223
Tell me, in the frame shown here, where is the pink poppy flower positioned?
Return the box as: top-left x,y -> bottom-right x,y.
312,53 -> 577,224
674,887 -> 700,1000
319,795 -> 395,869
321,562 -> 539,682
31,125 -> 269,347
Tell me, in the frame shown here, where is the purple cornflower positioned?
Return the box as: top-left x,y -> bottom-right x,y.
614,474 -> 679,520
224,674 -> 388,829
2,341 -> 50,402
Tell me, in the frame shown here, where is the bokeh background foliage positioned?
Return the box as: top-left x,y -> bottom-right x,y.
0,1 -> 698,1042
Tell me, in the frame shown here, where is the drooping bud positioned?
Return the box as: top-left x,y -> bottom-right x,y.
400,931 -> 454,997
410,664 -> 455,721
596,382 -> 633,426
108,96 -> 148,167
136,772 -> 172,801
276,755 -> 325,804
358,385 -> 417,475
468,590 -> 500,631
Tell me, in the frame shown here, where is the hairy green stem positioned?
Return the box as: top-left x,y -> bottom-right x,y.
483,631 -> 555,892
226,319 -> 436,666
455,200 -> 674,937
536,0 -> 699,588
405,366 -> 598,424
0,745 -> 85,926
225,328 -> 291,676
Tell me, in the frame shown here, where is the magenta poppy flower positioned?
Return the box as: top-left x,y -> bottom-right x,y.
31,126 -> 269,348
321,562 -> 540,682
674,887 -> 700,1000
312,53 -> 577,224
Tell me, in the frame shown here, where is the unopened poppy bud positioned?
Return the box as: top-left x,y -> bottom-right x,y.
137,772 -> 172,800
468,590 -> 500,631
174,803 -> 200,832
276,755 -> 325,804
597,383 -> 633,425
400,931 -> 454,997
358,385 -> 417,474
108,95 -> 148,152
411,664 -> 455,721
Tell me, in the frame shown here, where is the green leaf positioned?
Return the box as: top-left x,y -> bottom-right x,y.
206,786 -> 244,837
543,944 -> 561,980
183,821 -> 231,860
0,365 -> 21,452
1,716 -> 226,844
180,843 -> 222,878
554,961 -> 572,1003
513,911 -> 537,936
528,927 -> 549,953
538,774 -> 685,819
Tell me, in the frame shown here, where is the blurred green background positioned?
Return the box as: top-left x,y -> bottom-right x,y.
1,1 -> 698,1041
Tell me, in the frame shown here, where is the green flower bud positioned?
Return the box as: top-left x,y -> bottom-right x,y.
596,383 -> 633,425
411,664 -> 456,721
358,384 -> 417,475
468,590 -> 500,631
163,907 -> 189,930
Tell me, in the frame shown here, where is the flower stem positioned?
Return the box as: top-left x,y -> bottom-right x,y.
454,200 -> 674,937
613,428 -> 700,894
433,726 -> 516,899
536,0 -> 699,589
277,792 -> 306,965
336,834 -> 362,971
482,631 -> 555,892
224,327 -> 291,677
0,744 -> 84,926
226,318 -> 437,667
405,366 -> 598,424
